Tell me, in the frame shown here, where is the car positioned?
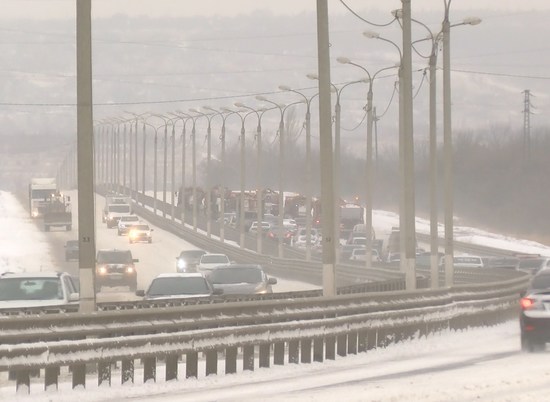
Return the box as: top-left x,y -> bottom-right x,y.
293,234 -> 320,249
248,221 -> 271,234
105,203 -> 132,228
283,218 -> 298,234
117,215 -> 140,235
517,257 -> 550,275
452,256 -> 485,269
349,248 -> 381,262
339,244 -> 362,260
520,268 -> 550,352
176,249 -> 207,273
295,228 -> 320,245
64,240 -> 79,261
208,264 -> 277,295
136,273 -> 220,300
197,253 -> 231,274
95,249 -> 139,292
386,252 -> 401,264
350,237 -> 367,246
266,225 -> 293,245
0,271 -> 79,310
128,223 -> 153,244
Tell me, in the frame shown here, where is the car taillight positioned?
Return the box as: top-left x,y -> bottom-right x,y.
520,297 -> 535,310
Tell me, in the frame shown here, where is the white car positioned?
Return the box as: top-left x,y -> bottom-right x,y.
117,215 -> 140,235
197,253 -> 231,274
294,228 -> 320,245
0,271 -> 79,310
249,221 -> 271,234
349,248 -> 381,262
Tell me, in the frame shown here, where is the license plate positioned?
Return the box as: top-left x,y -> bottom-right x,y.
109,274 -> 123,280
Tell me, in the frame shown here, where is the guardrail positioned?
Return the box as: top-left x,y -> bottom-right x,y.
1,280 -> 522,393
0,185 -> 531,395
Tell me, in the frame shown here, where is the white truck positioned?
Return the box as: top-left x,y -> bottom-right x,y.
105,203 -> 133,228
102,194 -> 131,223
29,178 -> 57,218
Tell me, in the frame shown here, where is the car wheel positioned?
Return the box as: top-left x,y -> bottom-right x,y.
521,333 -> 545,352
117,231 -> 121,236
129,239 -> 133,244
129,283 -> 137,292
148,238 -> 152,243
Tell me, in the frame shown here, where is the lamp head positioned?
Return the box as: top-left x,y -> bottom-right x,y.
234,102 -> 246,108
221,107 -> 234,113
463,17 -> 482,25
363,30 -> 380,39
391,9 -> 402,18
189,108 -> 200,114
278,85 -> 292,91
337,57 -> 351,64
306,73 -> 319,80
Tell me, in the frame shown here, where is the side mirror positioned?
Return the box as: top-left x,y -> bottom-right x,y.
268,277 -> 277,285
133,258 -> 140,263
69,292 -> 79,302
150,229 -> 154,232
135,290 -> 145,297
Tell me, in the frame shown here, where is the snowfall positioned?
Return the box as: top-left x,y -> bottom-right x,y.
1,189 -> 550,402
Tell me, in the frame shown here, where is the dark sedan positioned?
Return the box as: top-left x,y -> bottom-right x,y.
176,249 -> 207,273
64,240 -> 79,261
520,268 -> 550,352
208,264 -> 277,295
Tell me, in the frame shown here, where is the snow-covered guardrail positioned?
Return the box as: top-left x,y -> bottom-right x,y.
0,286 -> 521,394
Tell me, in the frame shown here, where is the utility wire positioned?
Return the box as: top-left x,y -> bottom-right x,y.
339,0 -> 397,27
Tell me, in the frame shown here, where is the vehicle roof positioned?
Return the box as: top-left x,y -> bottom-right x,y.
179,249 -> 206,255
1,271 -> 64,279
212,264 -> 262,270
201,253 -> 228,257
155,273 -> 205,279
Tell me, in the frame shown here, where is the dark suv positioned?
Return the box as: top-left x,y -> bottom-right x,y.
95,249 -> 139,292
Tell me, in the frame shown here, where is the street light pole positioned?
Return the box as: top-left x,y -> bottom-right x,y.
337,58 -> 397,272
278,86 -> 318,261
191,108 -> 216,238
443,0 -> 454,287
234,102 -> 273,255
316,0 -> 336,297
256,97 -> 303,259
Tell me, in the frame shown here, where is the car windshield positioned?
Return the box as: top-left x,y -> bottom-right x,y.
120,216 -> 139,222
147,277 -> 210,296
530,274 -> 550,290
180,250 -> 205,259
97,251 -> 132,264
0,278 -> 62,301
201,255 -> 229,264
209,267 -> 263,284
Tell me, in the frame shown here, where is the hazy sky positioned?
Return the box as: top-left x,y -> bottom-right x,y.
3,0 -> 550,19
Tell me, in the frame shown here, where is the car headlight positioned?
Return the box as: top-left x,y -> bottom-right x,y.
129,231 -> 138,239
32,210 -> 38,217
97,266 -> 108,275
177,259 -> 186,269
126,266 -> 135,274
